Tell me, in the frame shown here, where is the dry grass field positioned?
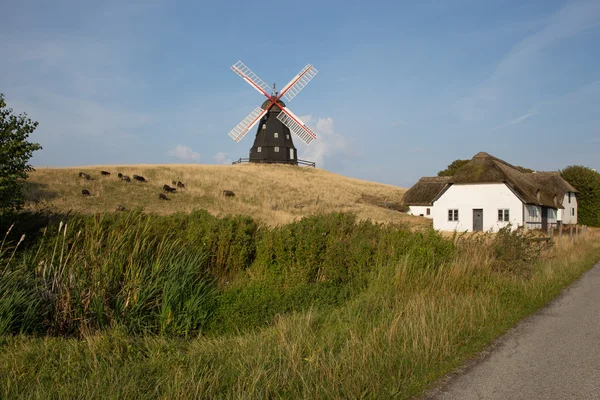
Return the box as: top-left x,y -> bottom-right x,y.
24,163 -> 427,227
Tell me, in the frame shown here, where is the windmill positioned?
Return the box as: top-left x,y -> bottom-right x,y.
229,61 -> 318,165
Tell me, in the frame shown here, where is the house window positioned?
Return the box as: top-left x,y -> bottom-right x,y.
568,192 -> 572,203
448,209 -> 459,221
274,147 -> 279,152
498,209 -> 510,222
571,208 -> 575,216
528,206 -> 539,218
426,208 -> 430,216
274,132 -> 278,138
257,147 -> 261,153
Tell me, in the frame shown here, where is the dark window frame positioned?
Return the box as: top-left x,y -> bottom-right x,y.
448,209 -> 459,222
498,209 -> 510,222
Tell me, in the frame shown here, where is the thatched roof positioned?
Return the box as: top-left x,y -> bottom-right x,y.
527,172 -> 578,206
448,152 -> 574,208
406,152 -> 577,209
402,176 -> 450,206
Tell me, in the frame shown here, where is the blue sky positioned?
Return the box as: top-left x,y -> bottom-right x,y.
1,0 -> 599,187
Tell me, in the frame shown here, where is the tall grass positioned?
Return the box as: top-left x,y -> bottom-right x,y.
1,212 -> 599,398
0,211 -> 452,337
0,213 -> 216,336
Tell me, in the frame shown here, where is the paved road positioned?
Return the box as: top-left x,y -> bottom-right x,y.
427,263 -> 600,400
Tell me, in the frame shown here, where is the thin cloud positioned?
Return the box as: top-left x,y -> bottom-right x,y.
296,115 -> 349,168
495,111 -> 539,129
457,1 -> 600,122
214,152 -> 232,164
168,145 -> 200,162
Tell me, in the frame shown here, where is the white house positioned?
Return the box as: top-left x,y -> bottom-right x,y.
403,152 -> 578,232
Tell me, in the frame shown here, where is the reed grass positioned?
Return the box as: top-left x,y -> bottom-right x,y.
1,212 -> 599,399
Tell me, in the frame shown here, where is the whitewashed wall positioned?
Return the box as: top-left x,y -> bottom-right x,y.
407,206 -> 433,219
558,192 -> 578,225
432,183 -> 523,232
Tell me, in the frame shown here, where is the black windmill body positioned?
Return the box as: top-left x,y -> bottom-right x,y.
249,99 -> 297,164
228,61 -> 319,165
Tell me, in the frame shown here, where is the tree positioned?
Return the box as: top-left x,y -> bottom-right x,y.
0,93 -> 42,214
437,159 -> 469,176
560,165 -> 600,227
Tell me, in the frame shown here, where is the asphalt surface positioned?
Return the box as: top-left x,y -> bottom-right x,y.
426,263 -> 600,400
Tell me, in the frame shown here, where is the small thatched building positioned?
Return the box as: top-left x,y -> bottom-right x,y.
404,152 -> 577,232
402,176 -> 450,218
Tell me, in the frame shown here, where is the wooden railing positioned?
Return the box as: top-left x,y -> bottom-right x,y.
231,158 -> 316,168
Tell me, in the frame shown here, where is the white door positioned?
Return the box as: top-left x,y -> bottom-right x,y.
289,148 -> 294,159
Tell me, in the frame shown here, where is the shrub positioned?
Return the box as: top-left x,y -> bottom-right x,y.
1,211 -> 456,337
491,226 -> 551,276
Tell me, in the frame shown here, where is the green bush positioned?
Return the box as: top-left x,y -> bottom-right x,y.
561,165 -> 600,227
1,211 -> 456,337
492,226 -> 552,276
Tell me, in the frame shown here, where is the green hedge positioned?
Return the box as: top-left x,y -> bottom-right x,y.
1,211 -> 455,337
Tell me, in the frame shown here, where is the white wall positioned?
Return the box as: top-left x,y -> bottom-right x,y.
407,206 -> 433,219
558,192 -> 578,225
432,183 -> 524,232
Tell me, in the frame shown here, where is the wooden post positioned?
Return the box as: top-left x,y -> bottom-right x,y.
570,226 -> 573,240
559,226 -> 562,245
576,225 -> 580,237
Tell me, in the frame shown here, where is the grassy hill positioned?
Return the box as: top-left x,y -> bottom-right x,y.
4,164 -> 600,399
24,163 -> 426,226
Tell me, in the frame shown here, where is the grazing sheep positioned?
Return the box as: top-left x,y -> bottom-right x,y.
122,175 -> 131,182
223,190 -> 235,197
177,181 -> 185,189
163,184 -> 177,193
81,189 -> 91,196
118,173 -> 123,179
172,180 -> 177,186
133,174 -> 146,182
79,172 -> 91,180
115,204 -> 127,212
100,171 -> 110,176
158,193 -> 169,200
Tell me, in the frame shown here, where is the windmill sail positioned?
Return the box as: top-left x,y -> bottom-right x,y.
231,61 -> 271,98
278,65 -> 318,103
276,107 -> 317,145
228,107 -> 268,142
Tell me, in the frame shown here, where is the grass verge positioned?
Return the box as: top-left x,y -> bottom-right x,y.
1,214 -> 599,399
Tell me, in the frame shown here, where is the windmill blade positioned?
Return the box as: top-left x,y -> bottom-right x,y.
231,61 -> 272,98
278,64 -> 318,103
228,107 -> 268,142
276,107 -> 317,145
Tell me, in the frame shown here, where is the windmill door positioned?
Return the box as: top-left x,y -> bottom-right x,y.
473,209 -> 483,232
289,148 -> 295,160
541,206 -> 548,231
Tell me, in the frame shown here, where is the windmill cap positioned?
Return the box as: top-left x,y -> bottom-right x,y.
261,99 -> 286,111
